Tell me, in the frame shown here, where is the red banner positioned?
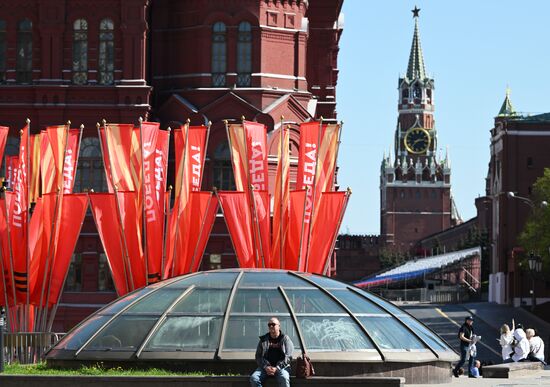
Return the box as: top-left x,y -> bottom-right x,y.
171,192 -> 217,276
174,125 -> 208,212
99,123 -> 138,192
253,190 -> 270,268
142,123 -> 169,283
62,129 -> 82,194
227,124 -> 247,192
307,192 -> 348,274
29,134 -> 40,202
89,193 -> 130,296
47,194 -> 88,306
117,191 -> 146,289
190,194 -> 218,272
218,191 -> 256,268
271,126 -> 290,268
284,190 -> 307,271
11,124 -> 29,303
29,194 -> 56,306
0,125 -> 8,170
5,156 -> 18,190
0,196 -> 15,307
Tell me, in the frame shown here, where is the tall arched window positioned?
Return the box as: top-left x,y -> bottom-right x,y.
74,137 -> 107,192
99,18 -> 114,85
237,22 -> 252,87
211,22 -> 226,87
16,19 -> 32,84
0,20 -> 6,83
212,141 -> 235,190
73,19 -> 88,85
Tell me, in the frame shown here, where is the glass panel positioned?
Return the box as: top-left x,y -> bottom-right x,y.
211,22 -> 226,86
55,315 -> 110,350
146,316 -> 222,351
86,316 -> 156,350
298,316 -> 373,351
358,316 -> 426,350
285,289 -> 346,314
166,272 -> 237,289
16,19 -> 32,84
240,272 -> 309,288
328,290 -> 386,314
125,289 -> 183,314
98,287 -> 151,315
224,316 -> 300,350
400,316 -> 449,351
99,18 -> 114,85
171,288 -> 230,313
232,289 -> 289,314
306,275 -> 348,289
64,254 -> 82,291
72,18 -> 88,85
354,288 -> 406,315
236,21 -> 251,86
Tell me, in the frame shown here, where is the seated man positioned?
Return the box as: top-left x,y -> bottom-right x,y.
526,328 -> 546,365
470,360 -> 481,378
250,317 -> 294,387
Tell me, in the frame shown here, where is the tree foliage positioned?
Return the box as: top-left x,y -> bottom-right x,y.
518,168 -> 550,267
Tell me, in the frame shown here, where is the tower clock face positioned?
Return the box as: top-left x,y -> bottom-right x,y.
404,127 -> 431,154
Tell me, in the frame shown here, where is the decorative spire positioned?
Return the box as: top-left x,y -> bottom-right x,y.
497,86 -> 517,117
406,8 -> 427,81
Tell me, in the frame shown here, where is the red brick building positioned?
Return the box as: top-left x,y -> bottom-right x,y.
485,92 -> 550,306
0,0 -> 344,330
380,11 -> 453,254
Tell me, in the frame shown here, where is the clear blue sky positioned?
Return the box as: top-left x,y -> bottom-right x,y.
337,1 -> 550,235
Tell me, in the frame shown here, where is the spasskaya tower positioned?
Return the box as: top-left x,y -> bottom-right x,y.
380,7 -> 454,253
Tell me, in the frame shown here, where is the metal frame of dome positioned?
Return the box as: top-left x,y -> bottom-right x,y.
47,269 -> 458,383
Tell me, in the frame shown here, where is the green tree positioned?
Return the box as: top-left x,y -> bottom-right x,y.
518,168 -> 550,266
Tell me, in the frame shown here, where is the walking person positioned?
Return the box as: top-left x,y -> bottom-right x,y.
453,316 -> 475,377
250,317 -> 294,387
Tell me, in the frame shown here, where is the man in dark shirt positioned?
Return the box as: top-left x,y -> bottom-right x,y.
453,316 -> 475,377
250,317 -> 294,387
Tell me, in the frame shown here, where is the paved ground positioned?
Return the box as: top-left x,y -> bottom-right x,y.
399,301 -> 550,385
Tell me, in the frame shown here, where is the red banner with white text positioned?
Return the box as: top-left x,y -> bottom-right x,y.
62,129 -> 82,194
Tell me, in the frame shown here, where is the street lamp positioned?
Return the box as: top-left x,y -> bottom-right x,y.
507,192 -> 548,209
528,252 -> 543,312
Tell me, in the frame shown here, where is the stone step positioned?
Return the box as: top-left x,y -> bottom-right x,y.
482,361 -> 544,378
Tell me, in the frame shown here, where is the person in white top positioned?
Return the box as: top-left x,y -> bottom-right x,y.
498,320 -> 515,361
525,328 -> 546,365
511,328 -> 530,362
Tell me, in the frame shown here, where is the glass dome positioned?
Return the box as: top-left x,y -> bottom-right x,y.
47,269 -> 457,368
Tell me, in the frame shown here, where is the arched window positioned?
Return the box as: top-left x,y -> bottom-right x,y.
237,22 -> 252,87
212,141 -> 235,190
99,19 -> 114,85
0,20 -> 6,83
16,19 -> 32,84
74,137 -> 107,192
211,22 -> 226,87
73,19 -> 88,85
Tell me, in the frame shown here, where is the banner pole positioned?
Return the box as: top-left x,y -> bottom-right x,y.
278,117 -> 284,269
296,186 -> 309,272
0,187 -> 11,332
160,127 -> 171,280
322,189 -> 351,276
172,119 -> 190,277
40,121 -> 71,328
25,119 -> 31,330
188,192 -> 213,273
239,117 -> 262,267
161,185 -> 172,280
46,194 -> 88,332
200,121 -> 211,189
304,117 -> 324,272
214,188 -> 241,268
99,120 -> 133,292
138,117 -> 149,285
